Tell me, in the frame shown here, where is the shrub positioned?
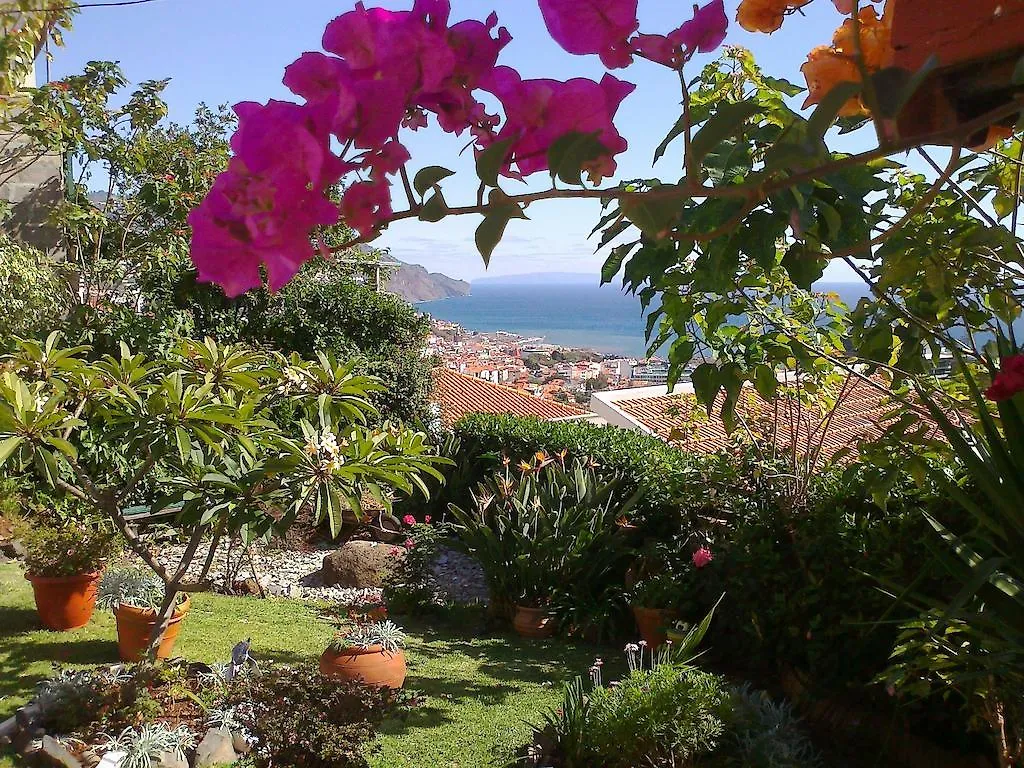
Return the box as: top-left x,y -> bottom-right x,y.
0,234 -> 69,346
16,498 -> 119,577
450,414 -> 748,534
720,685 -> 821,768
447,456 -> 637,638
382,521 -> 446,615
230,665 -> 397,768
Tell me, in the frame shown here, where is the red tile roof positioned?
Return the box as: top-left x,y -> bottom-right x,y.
432,368 -> 590,425
613,375 -> 930,464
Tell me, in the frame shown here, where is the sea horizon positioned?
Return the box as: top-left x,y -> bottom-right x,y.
417,281 -> 872,358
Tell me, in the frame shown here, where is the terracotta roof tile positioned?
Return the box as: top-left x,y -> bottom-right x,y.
432,368 -> 589,425
614,376 -> 931,463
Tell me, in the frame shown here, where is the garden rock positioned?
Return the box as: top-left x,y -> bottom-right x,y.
96,752 -> 125,768
230,732 -> 251,755
320,541 -> 401,588
194,728 -> 237,767
0,538 -> 25,558
154,753 -> 188,768
39,735 -> 82,768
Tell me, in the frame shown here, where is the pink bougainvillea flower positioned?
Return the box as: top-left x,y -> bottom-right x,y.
633,34 -> 681,68
340,179 -> 393,238
403,514 -> 417,526
484,66 -> 634,181
362,140 -> 412,177
424,515 -> 432,524
985,356 -> 1024,401
671,0 -> 729,54
189,101 -> 343,296
692,547 -> 714,568
538,0 -> 640,69
404,538 -> 416,550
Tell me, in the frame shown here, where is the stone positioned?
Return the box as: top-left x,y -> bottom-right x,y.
154,753 -> 188,768
1,538 -> 25,558
194,728 -> 237,767
320,541 -> 402,588
231,731 -> 251,755
40,736 -> 82,767
96,751 -> 125,768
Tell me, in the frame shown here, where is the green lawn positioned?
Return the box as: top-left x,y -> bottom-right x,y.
0,561 -> 608,767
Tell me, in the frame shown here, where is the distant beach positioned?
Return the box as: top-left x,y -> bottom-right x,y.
418,282 -> 872,358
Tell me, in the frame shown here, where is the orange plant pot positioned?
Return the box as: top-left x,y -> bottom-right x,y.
632,606 -> 678,647
512,605 -> 556,639
26,572 -> 102,631
319,646 -> 407,689
114,597 -> 191,662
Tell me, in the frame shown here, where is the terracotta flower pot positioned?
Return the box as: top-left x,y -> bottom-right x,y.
319,646 -> 407,689
512,605 -> 555,639
632,606 -> 678,647
26,571 -> 102,631
114,597 -> 191,662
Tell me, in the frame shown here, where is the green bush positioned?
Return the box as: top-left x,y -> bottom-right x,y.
588,663 -> 731,767
118,253 -> 434,423
230,664 -> 398,768
447,456 -> 638,639
0,234 -> 69,346
450,414 -> 746,534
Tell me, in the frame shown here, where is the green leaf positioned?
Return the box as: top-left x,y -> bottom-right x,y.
0,436 -> 22,466
691,363 -> 721,414
475,213 -> 512,267
419,191 -> 448,222
175,426 -> 191,464
622,193 -> 683,238
806,81 -> 861,141
763,76 -> 805,97
476,138 -> 514,187
653,116 -> 686,164
754,365 -> 778,401
687,101 -> 761,171
547,131 -> 606,186
781,242 -> 826,289
413,165 -> 455,197
600,242 -> 636,285
1014,55 -> 1024,86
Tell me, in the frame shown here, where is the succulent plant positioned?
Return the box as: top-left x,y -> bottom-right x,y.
96,568 -> 166,611
101,724 -> 195,768
329,620 -> 406,654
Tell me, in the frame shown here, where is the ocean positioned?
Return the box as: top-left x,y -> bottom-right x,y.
417,282 -> 872,358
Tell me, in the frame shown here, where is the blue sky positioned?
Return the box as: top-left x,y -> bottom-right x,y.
49,0 -> 864,282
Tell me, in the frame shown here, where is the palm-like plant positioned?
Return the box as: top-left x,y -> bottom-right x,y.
0,332 -> 450,657
448,457 -> 640,626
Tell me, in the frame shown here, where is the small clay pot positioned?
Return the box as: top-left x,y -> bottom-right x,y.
114,597 -> 191,661
319,646 -> 407,689
512,605 -> 556,639
26,571 -> 102,631
632,605 -> 678,647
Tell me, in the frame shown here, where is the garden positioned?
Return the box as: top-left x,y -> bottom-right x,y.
0,0 -> 1023,766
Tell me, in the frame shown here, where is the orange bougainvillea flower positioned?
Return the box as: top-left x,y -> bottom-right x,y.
831,6 -> 892,70
736,0 -> 809,34
800,45 -> 864,115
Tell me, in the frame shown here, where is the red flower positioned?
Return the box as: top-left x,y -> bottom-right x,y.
986,356 -> 1024,401
692,547 -> 714,568
403,514 -> 417,526
404,538 -> 416,549
424,515 -> 432,524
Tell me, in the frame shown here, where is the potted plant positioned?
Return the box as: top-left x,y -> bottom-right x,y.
628,572 -> 680,647
20,518 -> 117,631
98,568 -> 191,661
319,619 -> 407,689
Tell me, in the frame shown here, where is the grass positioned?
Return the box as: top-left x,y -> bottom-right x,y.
0,561 -> 610,767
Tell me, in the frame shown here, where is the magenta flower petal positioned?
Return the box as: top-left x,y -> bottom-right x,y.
538,0 -> 639,68
670,0 -> 729,54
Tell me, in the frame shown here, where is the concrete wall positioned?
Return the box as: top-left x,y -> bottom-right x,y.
0,61 -> 64,256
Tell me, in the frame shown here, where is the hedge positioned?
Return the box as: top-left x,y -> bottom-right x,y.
446,413 -> 734,532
